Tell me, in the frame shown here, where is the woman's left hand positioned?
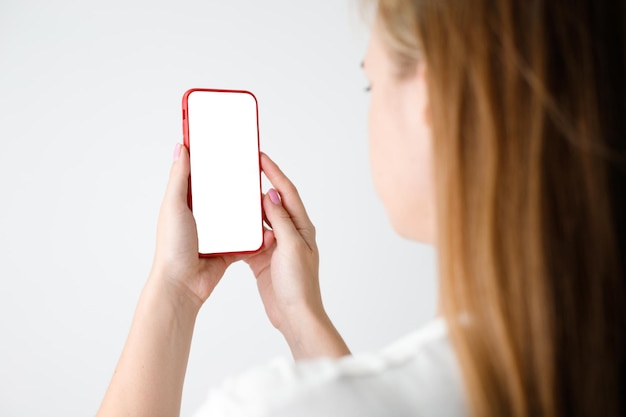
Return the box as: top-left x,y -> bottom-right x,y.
98,142 -> 241,417
150,142 -> 238,307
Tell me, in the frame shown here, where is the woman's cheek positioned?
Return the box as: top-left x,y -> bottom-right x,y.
368,97 -> 406,219
368,89 -> 437,243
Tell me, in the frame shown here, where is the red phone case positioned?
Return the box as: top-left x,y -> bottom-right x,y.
182,88 -> 264,257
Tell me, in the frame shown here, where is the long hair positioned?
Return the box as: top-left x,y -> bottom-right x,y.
365,0 -> 626,416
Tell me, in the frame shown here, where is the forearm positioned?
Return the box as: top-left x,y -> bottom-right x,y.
96,272 -> 200,417
284,309 -> 350,361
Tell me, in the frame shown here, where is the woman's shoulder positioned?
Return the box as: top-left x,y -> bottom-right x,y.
192,318 -> 468,417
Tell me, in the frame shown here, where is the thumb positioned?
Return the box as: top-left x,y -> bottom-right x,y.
263,188 -> 302,244
164,143 -> 191,207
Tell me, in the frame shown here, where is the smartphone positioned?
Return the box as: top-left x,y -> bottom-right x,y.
182,88 -> 264,256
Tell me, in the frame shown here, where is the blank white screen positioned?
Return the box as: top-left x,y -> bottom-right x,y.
187,90 -> 263,255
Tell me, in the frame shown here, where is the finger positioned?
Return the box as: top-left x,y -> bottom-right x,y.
260,192 -> 273,229
240,229 -> 275,265
260,152 -> 315,240
263,189 -> 312,249
164,143 -> 190,207
260,228 -> 276,253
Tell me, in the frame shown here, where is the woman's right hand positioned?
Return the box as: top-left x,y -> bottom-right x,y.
242,153 -> 349,360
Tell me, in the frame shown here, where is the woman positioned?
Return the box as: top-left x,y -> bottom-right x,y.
97,0 -> 626,416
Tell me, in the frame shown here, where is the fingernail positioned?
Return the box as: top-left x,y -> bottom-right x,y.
268,188 -> 281,205
173,143 -> 181,161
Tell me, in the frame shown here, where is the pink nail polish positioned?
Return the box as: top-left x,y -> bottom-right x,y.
173,143 -> 181,161
268,188 -> 281,205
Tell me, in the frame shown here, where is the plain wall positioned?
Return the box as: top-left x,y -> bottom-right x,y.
0,1 -> 438,415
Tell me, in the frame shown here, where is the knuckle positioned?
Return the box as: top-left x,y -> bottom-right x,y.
275,209 -> 290,221
283,181 -> 299,198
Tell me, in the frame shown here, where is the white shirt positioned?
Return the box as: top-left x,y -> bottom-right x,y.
192,318 -> 468,417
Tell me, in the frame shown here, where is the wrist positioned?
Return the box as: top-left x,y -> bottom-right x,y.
145,268 -> 203,318
280,307 -> 350,360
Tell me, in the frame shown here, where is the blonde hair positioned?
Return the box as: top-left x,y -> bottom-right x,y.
364,0 -> 626,416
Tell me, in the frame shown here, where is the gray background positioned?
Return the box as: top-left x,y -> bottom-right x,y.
0,1 -> 437,415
